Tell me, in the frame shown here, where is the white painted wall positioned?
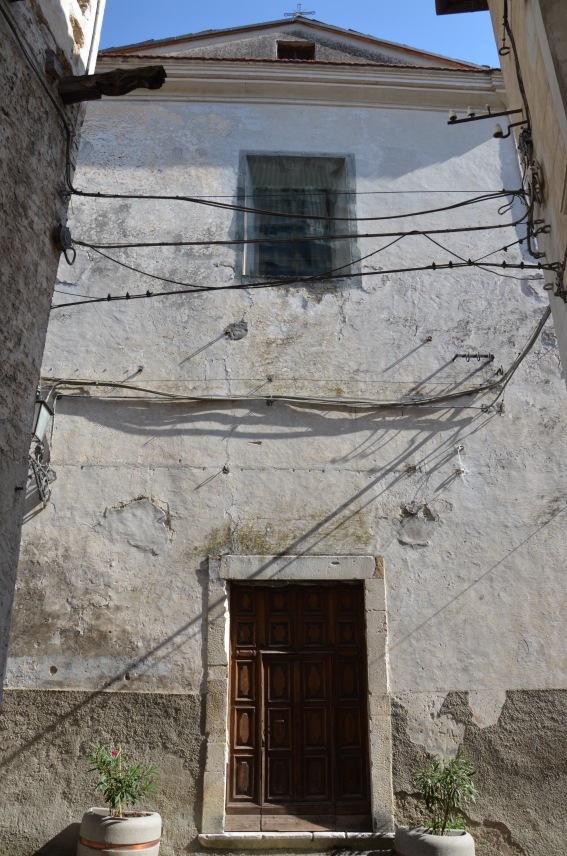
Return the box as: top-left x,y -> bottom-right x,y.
8,72 -> 567,710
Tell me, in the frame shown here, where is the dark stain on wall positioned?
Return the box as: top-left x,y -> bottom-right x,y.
0,690 -> 203,856
392,690 -> 567,856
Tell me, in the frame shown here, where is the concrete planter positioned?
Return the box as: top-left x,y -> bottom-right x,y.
394,827 -> 475,856
77,807 -> 162,855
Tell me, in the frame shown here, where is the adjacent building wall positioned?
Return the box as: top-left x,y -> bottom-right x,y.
2,50 -> 567,856
481,1 -> 567,378
438,0 -> 567,382
0,0 -> 105,703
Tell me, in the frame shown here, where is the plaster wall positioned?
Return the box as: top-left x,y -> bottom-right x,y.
3,71 -> 567,855
0,0 -> 105,708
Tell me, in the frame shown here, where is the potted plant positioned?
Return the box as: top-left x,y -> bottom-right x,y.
77,742 -> 161,856
395,750 -> 477,855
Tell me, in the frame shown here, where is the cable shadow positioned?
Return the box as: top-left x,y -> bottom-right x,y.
404,359 -> 492,396
219,421 -> 466,577
178,333 -> 224,365
382,343 -> 427,373
0,610 -> 205,771
51,396 -> 476,443
390,501 -> 567,651
5,405 -> 504,785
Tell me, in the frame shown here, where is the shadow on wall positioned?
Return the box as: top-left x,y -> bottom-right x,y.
32,824 -> 79,856
52,394 -> 481,440
74,103 -> 511,185
0,687 -> 203,856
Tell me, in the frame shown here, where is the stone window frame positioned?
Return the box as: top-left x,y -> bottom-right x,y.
236,151 -> 360,285
200,555 -> 393,847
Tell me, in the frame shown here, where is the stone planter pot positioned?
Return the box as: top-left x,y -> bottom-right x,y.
77,807 -> 162,855
395,827 -> 475,856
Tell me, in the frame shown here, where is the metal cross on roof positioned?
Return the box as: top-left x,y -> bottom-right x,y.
284,3 -> 316,18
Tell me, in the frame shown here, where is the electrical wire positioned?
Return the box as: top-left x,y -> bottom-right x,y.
489,306 -> 550,404
43,306 -> 551,410
67,185 -> 524,224
72,210 -> 531,250
501,0 -> 532,131
59,203 -> 535,307
111,188 -> 524,198
423,231 -> 549,282
56,238 -> 406,300
0,0 -> 73,136
51,257 -> 553,310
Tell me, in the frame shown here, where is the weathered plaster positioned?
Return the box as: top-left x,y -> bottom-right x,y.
392,693 -> 465,757
100,496 -> 174,554
0,690 -> 201,856
468,689 -> 507,728
392,690 -> 567,856
4,28 -> 567,855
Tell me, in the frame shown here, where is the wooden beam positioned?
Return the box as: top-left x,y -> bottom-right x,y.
58,65 -> 166,105
435,0 -> 489,14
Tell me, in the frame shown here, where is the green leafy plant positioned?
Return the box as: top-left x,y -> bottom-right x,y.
86,743 -> 157,817
413,750 -> 477,836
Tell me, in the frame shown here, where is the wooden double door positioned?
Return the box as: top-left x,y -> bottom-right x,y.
226,583 -> 372,831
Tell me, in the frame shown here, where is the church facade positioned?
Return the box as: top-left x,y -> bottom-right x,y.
2,16 -> 567,856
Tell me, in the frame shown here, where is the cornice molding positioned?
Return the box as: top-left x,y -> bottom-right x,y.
96,56 -> 505,111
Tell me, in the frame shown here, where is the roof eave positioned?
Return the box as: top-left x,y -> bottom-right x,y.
435,0 -> 489,14
99,17 -> 482,70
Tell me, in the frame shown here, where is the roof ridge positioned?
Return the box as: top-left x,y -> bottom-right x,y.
99,18 -> 482,70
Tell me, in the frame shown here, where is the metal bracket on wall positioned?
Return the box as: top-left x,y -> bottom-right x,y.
453,353 -> 495,363
550,262 -> 567,303
28,442 -> 56,505
52,223 -> 76,265
447,107 -> 523,126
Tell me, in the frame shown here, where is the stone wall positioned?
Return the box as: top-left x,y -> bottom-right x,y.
0,0 -> 105,703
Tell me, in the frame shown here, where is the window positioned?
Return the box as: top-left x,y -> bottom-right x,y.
225,583 -> 372,832
241,155 -> 354,279
277,41 -> 315,60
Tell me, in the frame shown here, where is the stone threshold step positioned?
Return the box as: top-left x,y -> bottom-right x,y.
199,832 -> 395,850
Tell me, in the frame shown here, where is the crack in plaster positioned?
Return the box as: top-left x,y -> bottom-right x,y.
338,288 -> 349,340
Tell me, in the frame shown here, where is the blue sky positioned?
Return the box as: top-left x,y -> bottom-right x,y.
99,0 -> 500,67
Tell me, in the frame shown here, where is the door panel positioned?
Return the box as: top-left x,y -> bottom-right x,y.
226,583 -> 372,832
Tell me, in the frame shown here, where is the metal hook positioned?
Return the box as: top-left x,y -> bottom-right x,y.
52,223 -> 76,265
63,245 -> 76,265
